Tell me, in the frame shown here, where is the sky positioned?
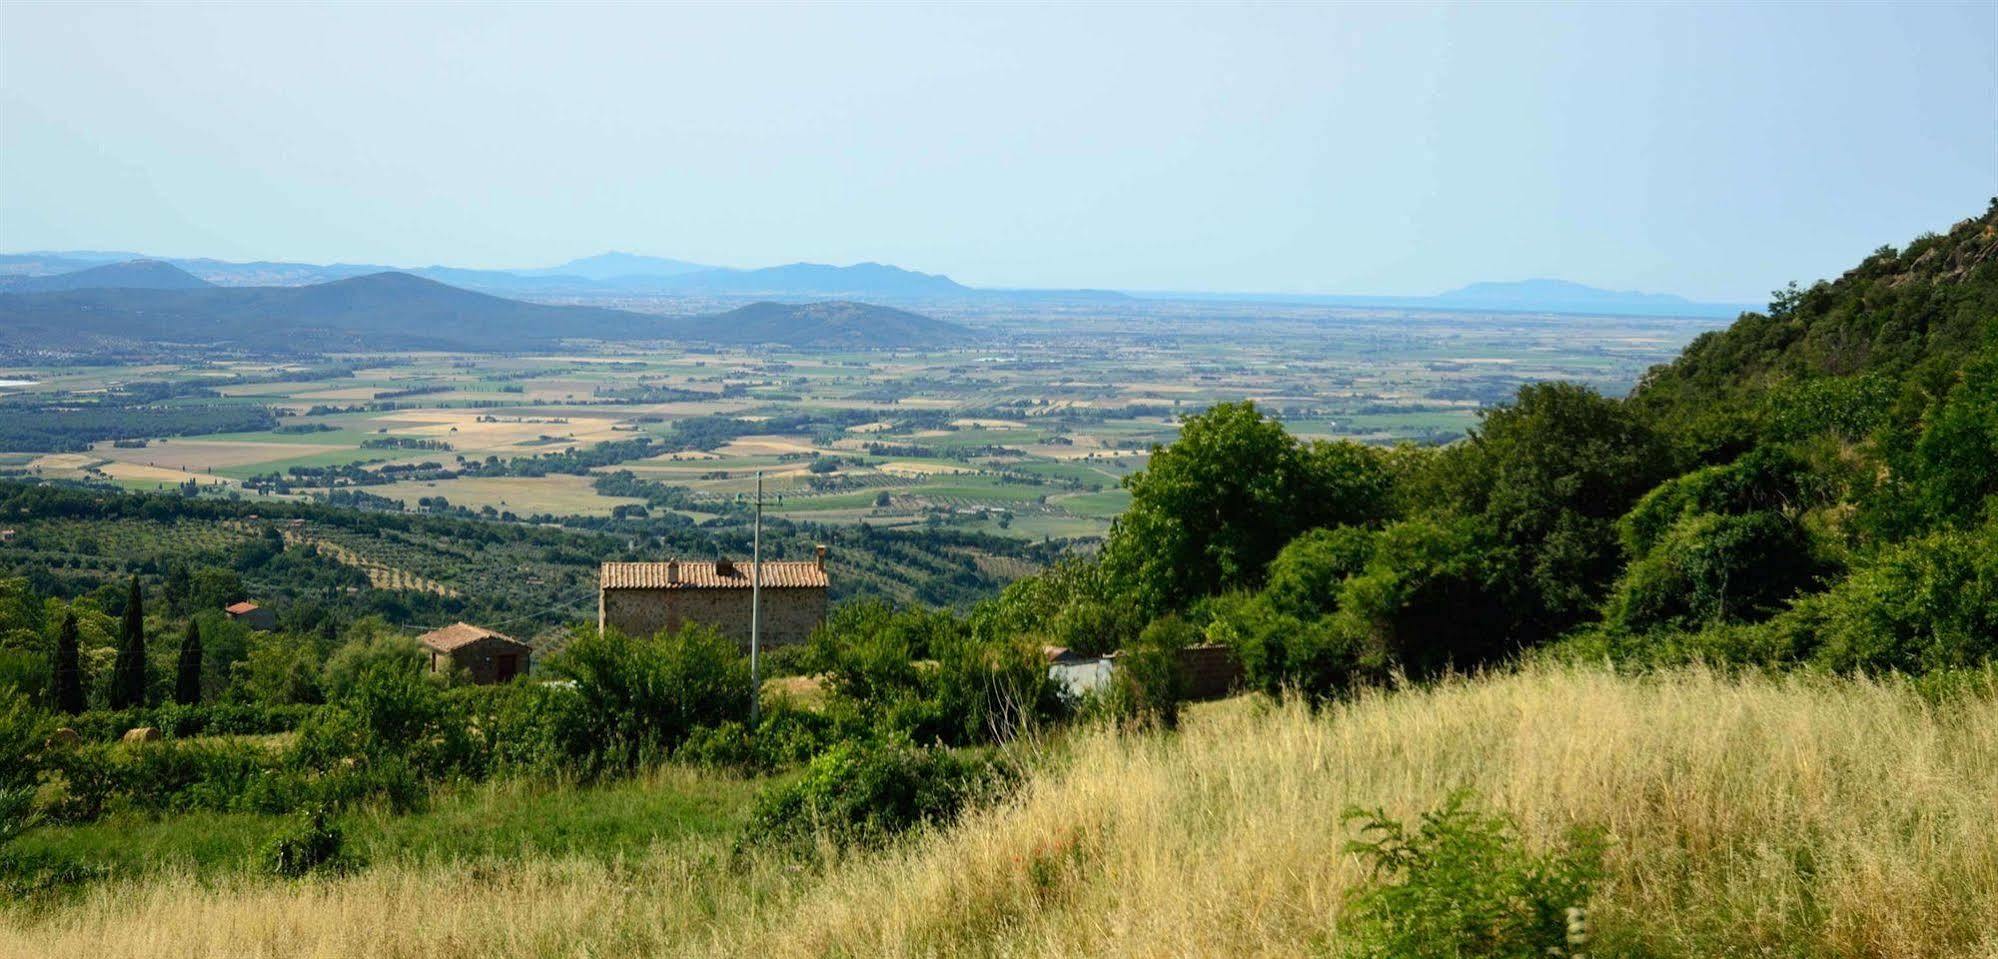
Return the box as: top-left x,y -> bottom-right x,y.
0,2 -> 1992,302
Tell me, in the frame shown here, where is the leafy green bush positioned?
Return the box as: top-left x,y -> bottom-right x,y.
1261,526 -> 1377,619
675,700 -> 840,772
1790,522 -> 1998,673
1205,593 -> 1356,703
320,631 -> 426,701
1618,446 -> 1821,557
1328,516 -> 1509,681
1340,792 -> 1604,959
549,624 -> 751,773
811,602 -> 1062,747
1604,510 -> 1827,634
1094,615 -> 1195,728
742,740 -> 1013,850
262,805 -> 353,878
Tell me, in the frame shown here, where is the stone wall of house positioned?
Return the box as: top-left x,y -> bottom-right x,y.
600,587 -> 827,649
433,636 -> 531,685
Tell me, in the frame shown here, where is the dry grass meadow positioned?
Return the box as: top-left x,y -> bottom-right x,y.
7,664 -> 1996,958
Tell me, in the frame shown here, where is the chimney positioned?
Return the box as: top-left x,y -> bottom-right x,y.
666,558 -> 679,585
715,556 -> 736,577
815,544 -> 827,570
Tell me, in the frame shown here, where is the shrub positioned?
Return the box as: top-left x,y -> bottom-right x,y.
1340,791 -> 1604,959
320,632 -> 426,701
1604,510 -> 1827,634
1262,526 -> 1376,619
0,688 -> 47,792
676,700 -> 839,772
1793,522 -> 1998,673
1205,592 -> 1358,704
1617,446 -> 1821,557
813,602 -> 1061,747
549,624 -> 751,773
262,805 -> 353,878
743,740 -> 1014,850
1328,516 -> 1509,681
1097,615 -> 1195,728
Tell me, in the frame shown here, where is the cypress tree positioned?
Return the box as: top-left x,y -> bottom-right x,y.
175,618 -> 204,705
110,576 -> 147,710
53,612 -> 84,715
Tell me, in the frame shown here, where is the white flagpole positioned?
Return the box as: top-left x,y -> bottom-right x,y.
750,469 -> 762,726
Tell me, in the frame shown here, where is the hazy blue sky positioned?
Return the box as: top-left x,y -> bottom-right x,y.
1,2 -> 1991,300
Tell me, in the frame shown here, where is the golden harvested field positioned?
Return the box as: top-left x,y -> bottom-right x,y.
713,435 -> 827,456
10,665 -> 1994,959
96,462 -> 234,487
363,475 -> 645,517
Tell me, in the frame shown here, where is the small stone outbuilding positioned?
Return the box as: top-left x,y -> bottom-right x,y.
598,549 -> 829,649
224,601 -> 276,631
417,622 -> 532,684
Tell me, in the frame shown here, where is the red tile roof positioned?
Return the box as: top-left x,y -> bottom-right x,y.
600,560 -> 828,590
224,602 -> 260,615
417,622 -> 527,653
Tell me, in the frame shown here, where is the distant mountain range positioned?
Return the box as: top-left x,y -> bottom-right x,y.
0,267 -> 972,353
0,259 -> 216,293
1,249 -> 1749,316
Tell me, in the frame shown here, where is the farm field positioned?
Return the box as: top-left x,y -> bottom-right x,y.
0,304 -> 1718,543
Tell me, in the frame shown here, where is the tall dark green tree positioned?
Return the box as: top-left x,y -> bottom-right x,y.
110,576 -> 147,710
1101,402 -> 1393,617
52,612 -> 83,715
175,619 -> 204,705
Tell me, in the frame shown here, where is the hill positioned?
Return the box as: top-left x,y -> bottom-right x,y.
1431,277 -> 1740,316
523,251 -> 712,280
0,259 -> 214,293
1633,201 -> 1998,427
656,261 -> 971,297
0,272 -> 663,352
663,300 -> 974,348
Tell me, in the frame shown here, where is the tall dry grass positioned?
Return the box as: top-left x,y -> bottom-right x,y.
7,664 -> 1997,958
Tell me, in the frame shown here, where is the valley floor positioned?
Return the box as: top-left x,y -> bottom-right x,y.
6,664 -> 1996,958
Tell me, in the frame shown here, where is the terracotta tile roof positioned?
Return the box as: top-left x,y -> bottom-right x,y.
224,602 -> 260,614
417,622 -> 527,653
600,560 -> 828,590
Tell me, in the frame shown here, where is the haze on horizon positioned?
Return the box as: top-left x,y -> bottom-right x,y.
1,1 -> 1992,302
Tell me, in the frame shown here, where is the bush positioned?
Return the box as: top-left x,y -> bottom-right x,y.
1340,791 -> 1604,959
1096,615 -> 1194,728
320,632 -> 426,701
263,805 -> 353,878
743,740 -> 1014,850
1604,510 -> 1827,634
676,700 -> 839,772
549,624 -> 751,773
1328,516 -> 1509,681
1205,593 -> 1358,704
1617,446 -> 1821,557
1793,522 -> 1998,673
1262,526 -> 1376,619
812,602 -> 1062,747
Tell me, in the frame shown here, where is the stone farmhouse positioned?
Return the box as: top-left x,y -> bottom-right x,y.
223,601 -> 276,631
598,547 -> 829,649
417,622 -> 532,684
